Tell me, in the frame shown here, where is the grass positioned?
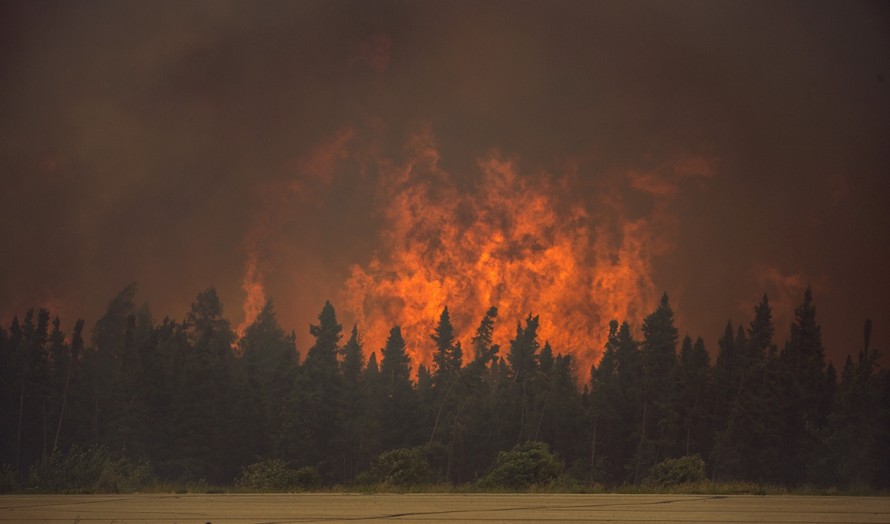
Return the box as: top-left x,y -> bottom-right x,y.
5,477 -> 889,497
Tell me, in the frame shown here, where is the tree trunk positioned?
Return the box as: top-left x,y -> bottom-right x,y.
590,416 -> 598,482
15,381 -> 25,472
533,391 -> 551,441
42,399 -> 48,462
52,359 -> 74,455
428,378 -> 458,449
633,401 -> 648,485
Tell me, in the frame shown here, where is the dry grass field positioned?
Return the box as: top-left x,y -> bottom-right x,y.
1,492 -> 889,523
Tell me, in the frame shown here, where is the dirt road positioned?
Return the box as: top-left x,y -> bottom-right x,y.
2,492 -> 888,523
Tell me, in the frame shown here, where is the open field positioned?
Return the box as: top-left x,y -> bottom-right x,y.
1,493 -> 889,523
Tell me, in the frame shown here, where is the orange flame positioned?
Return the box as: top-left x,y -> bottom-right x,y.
344,129 -> 666,376
235,249 -> 266,340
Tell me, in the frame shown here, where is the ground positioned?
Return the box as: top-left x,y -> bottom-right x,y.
1,493 -> 889,523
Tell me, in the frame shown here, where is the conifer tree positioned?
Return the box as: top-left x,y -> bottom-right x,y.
51,318 -> 83,455
12,309 -> 51,470
673,336 -> 711,457
428,307 -> 465,479
357,351 -> 384,471
172,288 -> 238,482
83,283 -> 139,459
283,301 -> 344,480
340,325 -> 365,481
634,293 -> 678,483
508,314 -> 542,442
590,320 -> 641,484
778,287 -> 829,484
379,326 -> 419,449
458,307 -> 500,481
812,324 -> 884,487
539,352 -> 584,468
238,301 -> 297,459
471,307 -> 499,368
431,307 -> 461,386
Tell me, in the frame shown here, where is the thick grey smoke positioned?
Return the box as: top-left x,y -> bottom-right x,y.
1,1 -> 888,363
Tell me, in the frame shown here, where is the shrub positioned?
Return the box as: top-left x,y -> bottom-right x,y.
358,448 -> 434,486
237,460 -> 319,492
480,441 -> 563,489
0,464 -> 19,493
643,455 -> 707,487
26,446 -> 153,493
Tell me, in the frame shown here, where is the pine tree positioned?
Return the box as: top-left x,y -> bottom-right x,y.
634,293 -> 679,483
172,288 -> 238,482
50,318 -> 83,456
508,314 -> 540,383
0,319 -> 15,466
9,309 -> 52,471
470,307 -> 499,369
539,352 -> 584,470
673,336 -> 711,458
340,325 -> 365,481
238,301 -> 298,459
812,319 -> 884,486
506,314 -> 542,442
83,284 -> 138,458
379,326 -> 419,450
590,320 -> 641,484
427,307 -> 466,480
778,287 -> 828,484
282,301 -> 344,480
359,351 -> 384,468
431,307 -> 461,387
457,307 -> 501,482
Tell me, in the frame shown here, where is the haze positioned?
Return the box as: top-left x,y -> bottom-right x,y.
2,1 -> 888,369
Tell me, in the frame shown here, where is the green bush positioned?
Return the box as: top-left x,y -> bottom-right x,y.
358,448 -> 434,486
237,460 -> 320,491
643,455 -> 707,487
480,441 -> 564,489
0,464 -> 19,493
26,446 -> 153,493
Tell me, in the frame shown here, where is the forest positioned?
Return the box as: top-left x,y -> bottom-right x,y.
1,283 -> 888,492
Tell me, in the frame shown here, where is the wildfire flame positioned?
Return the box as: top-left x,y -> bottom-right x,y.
344,129 -> 661,375
235,126 -> 710,376
235,249 -> 266,340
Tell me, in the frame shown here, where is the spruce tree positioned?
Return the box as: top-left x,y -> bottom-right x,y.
673,336 -> 711,457
379,326 -> 419,450
238,301 -> 298,459
431,307 -> 461,386
340,325 -> 365,481
173,288 -> 238,482
507,314 -> 542,442
634,293 -> 679,483
458,308 -> 501,481
778,287 -> 828,484
283,301 -> 344,480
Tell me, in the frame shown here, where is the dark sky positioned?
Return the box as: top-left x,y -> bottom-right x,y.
2,1 -> 888,369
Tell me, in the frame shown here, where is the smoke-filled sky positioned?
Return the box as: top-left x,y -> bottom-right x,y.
2,1 -> 889,371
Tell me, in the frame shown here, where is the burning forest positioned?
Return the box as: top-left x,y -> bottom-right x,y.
1,0 -> 889,494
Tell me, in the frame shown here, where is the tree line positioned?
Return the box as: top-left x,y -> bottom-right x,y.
1,282 -> 888,489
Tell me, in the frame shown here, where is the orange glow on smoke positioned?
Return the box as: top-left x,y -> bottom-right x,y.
344,130 -> 661,376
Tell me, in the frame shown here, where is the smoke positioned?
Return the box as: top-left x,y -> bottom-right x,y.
234,127 -> 359,338
1,1 -> 887,369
